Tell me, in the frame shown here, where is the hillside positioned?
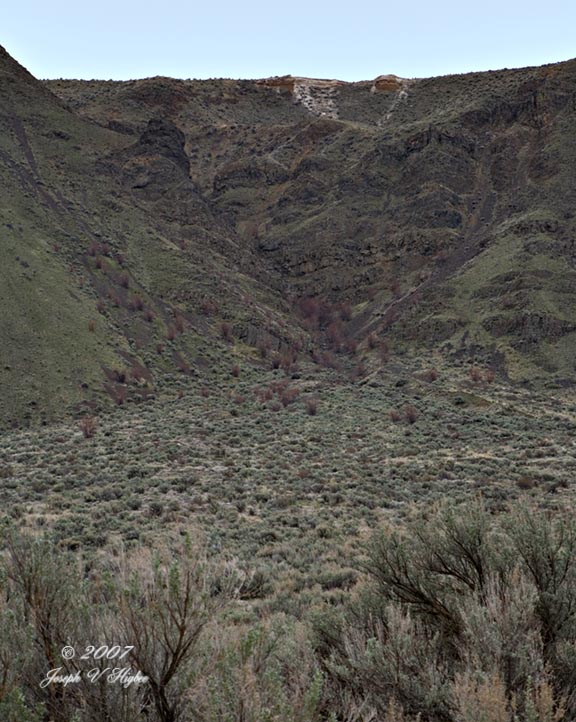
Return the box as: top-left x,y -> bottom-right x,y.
47,61 -> 576,384
1,48 -> 576,429
3,46 -> 576,722
0,47 -> 287,429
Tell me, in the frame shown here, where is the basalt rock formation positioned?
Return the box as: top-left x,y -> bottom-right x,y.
1,46 -> 576,426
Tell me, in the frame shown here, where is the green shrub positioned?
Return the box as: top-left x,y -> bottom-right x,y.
314,500 -> 576,722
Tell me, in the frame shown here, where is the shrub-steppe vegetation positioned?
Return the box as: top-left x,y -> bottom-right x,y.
2,498 -> 576,721
3,44 -> 576,721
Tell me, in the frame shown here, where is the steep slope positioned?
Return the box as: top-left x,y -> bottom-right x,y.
0,46 -> 126,426
47,61 -> 576,384
0,47 -> 291,429
2,48 -> 576,429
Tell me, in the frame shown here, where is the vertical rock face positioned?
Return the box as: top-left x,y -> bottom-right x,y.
135,118 -> 191,175
115,117 -> 194,197
371,74 -> 404,92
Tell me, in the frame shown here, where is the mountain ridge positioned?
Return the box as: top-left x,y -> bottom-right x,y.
1,47 -> 576,427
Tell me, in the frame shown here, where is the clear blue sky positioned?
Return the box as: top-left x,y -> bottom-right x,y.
4,0 -> 575,81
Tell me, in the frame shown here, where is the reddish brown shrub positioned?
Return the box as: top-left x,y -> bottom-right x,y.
469,367 -> 483,383
79,416 -> 97,438
344,339 -> 358,356
389,409 -> 402,423
298,296 -> 321,320
257,386 -> 274,402
119,272 -> 130,289
306,398 -> 319,416
231,364 -> 240,378
175,356 -> 191,374
338,302 -> 353,322
113,369 -> 127,383
379,341 -> 391,363
323,352 -> 341,370
326,321 -> 343,350
280,387 -> 300,407
256,340 -> 270,359
517,475 -> 537,490
350,362 -> 367,380
422,368 -> 439,382
128,295 -> 144,311
317,300 -> 334,327
279,351 -> 298,373
200,298 -> 218,316
175,315 -> 187,334
220,322 -> 233,342
403,404 -> 419,424
88,319 -> 96,333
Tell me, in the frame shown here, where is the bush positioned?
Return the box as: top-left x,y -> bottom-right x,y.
0,532 -> 245,722
469,367 -> 483,383
192,619 -> 323,722
119,547 -> 233,722
306,398 -> 319,416
78,416 -> 97,439
220,322 -> 233,342
422,368 -> 439,382
281,386 -> 300,407
403,405 -> 419,424
315,500 -> 576,722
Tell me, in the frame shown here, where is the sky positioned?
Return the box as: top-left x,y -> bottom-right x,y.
3,0 -> 576,81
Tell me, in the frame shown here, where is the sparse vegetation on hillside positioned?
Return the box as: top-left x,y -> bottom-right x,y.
2,44 -> 576,722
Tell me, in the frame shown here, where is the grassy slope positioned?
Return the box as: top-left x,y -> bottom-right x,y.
0,49 -> 300,428
0,57 -> 127,425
